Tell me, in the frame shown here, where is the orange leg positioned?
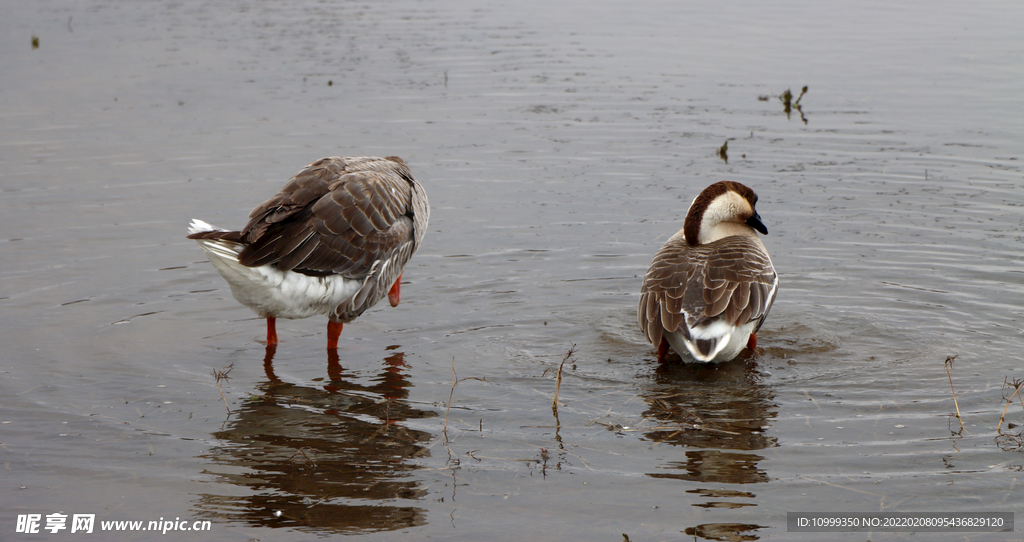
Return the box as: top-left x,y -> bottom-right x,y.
262,344 -> 279,381
388,274 -> 402,307
746,332 -> 757,351
326,349 -> 342,383
266,317 -> 279,345
327,321 -> 344,349
657,337 -> 670,364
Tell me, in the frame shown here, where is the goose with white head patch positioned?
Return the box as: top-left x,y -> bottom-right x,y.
638,181 -> 777,363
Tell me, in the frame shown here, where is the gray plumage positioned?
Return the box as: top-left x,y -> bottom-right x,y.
187,156 -> 429,325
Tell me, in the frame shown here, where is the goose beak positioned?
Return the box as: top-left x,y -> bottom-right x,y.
746,211 -> 768,235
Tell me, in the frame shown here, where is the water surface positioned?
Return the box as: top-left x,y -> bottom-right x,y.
2,0 -> 1022,540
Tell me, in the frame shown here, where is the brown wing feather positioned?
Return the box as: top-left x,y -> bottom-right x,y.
236,157 -> 417,279
638,234 -> 776,345
639,235 -> 701,344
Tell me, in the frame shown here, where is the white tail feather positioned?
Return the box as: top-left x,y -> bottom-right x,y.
187,218 -> 224,236
188,220 -> 243,262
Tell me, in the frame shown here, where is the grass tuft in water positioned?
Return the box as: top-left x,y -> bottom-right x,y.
946,355 -> 1024,451
716,140 -> 729,163
776,86 -> 808,124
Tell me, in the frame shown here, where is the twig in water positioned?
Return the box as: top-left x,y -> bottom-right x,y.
944,355 -> 964,432
444,356 -> 456,443
778,86 -> 809,124
211,362 -> 234,414
793,85 -> 808,106
287,447 -> 316,467
440,357 -> 485,445
552,344 -> 576,416
997,378 -> 1024,434
995,377 -> 1024,451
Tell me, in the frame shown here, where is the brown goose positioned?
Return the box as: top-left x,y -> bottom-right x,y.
187,156 -> 429,349
638,181 -> 777,363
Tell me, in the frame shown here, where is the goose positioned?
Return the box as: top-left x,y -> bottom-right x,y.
186,156 -> 429,349
638,181 -> 777,363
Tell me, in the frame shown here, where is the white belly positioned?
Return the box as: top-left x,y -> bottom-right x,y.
190,220 -> 363,321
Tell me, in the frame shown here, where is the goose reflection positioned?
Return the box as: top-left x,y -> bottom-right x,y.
194,345 -> 436,534
642,356 -> 778,541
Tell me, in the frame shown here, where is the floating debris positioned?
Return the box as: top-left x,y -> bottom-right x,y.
716,140 -> 728,163
31,35 -> 39,49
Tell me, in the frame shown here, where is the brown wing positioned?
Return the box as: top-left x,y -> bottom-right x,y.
237,156 -> 418,279
638,235 -> 776,345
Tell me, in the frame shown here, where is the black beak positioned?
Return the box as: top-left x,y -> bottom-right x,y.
746,211 -> 768,235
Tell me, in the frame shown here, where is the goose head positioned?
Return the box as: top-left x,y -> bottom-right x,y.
682,181 -> 767,246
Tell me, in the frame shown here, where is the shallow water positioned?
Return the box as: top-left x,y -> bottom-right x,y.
2,0 -> 1022,540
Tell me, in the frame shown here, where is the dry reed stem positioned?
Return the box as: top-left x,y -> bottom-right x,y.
443,356 -> 455,443
797,475 -> 880,497
551,344 -> 576,416
440,357 -> 485,446
944,355 -> 964,432
287,447 -> 315,467
996,378 -> 1024,434
211,362 -> 234,414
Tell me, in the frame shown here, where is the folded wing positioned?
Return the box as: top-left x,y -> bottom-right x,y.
639,235 -> 776,347
236,157 -> 417,280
